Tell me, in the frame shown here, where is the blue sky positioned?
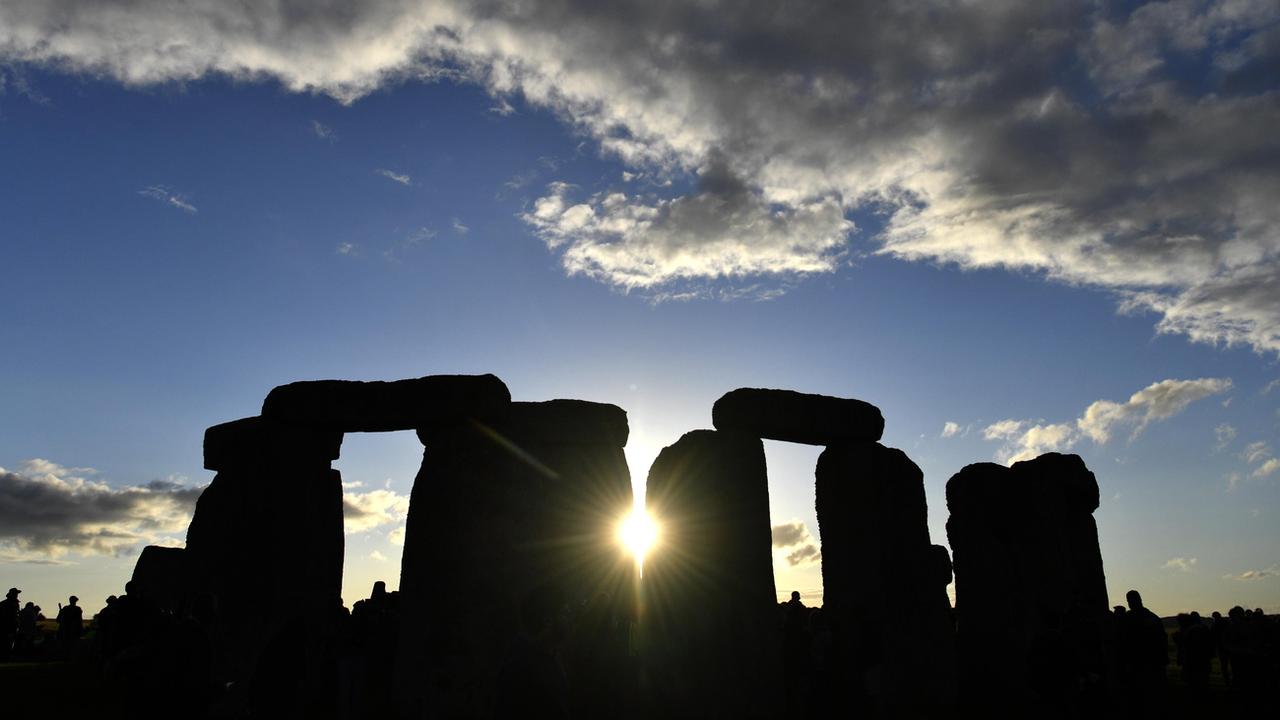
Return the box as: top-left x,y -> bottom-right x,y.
1,0 -> 1278,617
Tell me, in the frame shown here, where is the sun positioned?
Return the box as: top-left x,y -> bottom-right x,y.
617,507 -> 659,562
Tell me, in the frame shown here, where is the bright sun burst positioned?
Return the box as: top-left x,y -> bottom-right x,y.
617,507 -> 659,562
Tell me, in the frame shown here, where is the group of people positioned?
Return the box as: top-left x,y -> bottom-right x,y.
0,587 -> 85,661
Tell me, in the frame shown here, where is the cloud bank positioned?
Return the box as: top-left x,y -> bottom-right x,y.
3,1 -> 1277,349
0,459 -> 202,560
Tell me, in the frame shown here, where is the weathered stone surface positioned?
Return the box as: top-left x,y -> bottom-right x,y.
816,442 -> 956,713
712,388 -> 884,445
262,373 -> 511,433
641,430 -> 783,718
945,453 -> 1109,709
397,400 -> 635,718
417,398 -> 629,448
187,416 -> 344,685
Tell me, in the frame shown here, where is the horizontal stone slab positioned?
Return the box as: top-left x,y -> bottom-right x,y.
417,399 -> 629,448
711,388 -> 884,445
261,373 -> 511,433
204,416 -> 342,471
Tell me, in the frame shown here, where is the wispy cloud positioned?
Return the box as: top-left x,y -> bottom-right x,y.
451,218 -> 469,235
983,377 -> 1232,464
1162,556 -> 1198,572
1223,566 -> 1278,581
311,119 -> 337,141
1214,423 -> 1237,451
336,241 -> 360,257
138,185 -> 197,213
375,168 -> 410,185
941,421 -> 968,439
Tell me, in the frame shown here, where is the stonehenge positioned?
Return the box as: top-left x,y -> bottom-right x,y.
126,373 -> 1112,716
643,430 -> 784,717
946,453 -> 1110,707
815,442 -> 957,713
397,399 -> 635,717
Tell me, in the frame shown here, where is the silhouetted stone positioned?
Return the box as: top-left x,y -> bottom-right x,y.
816,442 -> 957,713
397,400 -> 635,719
187,415 -> 345,687
416,397 -> 629,448
642,430 -> 784,718
945,453 -> 1109,710
712,388 -> 884,445
261,373 -> 511,432
930,544 -> 953,588
130,545 -> 190,614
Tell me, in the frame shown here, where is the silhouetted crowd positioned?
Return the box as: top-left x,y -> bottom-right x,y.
3,582 -> 1278,718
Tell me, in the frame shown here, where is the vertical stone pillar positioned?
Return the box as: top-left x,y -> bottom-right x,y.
816,442 -> 957,714
641,430 -> 783,718
397,400 -> 635,718
946,453 -> 1109,709
186,416 -> 344,684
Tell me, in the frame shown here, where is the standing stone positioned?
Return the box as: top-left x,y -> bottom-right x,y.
945,453 -> 1109,709
815,442 -> 957,714
642,430 -> 783,717
712,388 -> 884,445
185,416 -> 344,687
130,545 -> 190,615
397,400 -> 635,718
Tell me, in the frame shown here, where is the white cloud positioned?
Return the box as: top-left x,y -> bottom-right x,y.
138,185 -> 197,213
3,1 -> 1278,349
343,488 -> 409,534
336,241 -> 359,256
1263,379 -> 1280,395
941,421 -> 966,438
985,377 -> 1232,464
0,459 -> 202,559
1162,556 -> 1198,572
1252,458 -> 1280,479
451,218 -> 469,235
369,550 -> 388,561
375,168 -> 411,185
1077,378 -> 1234,444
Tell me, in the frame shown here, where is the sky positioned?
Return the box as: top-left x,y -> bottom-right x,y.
1,0 -> 1277,618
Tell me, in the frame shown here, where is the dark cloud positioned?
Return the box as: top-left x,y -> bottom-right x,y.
786,544 -> 820,567
772,520 -> 808,548
0,459 -> 202,559
2,1 -> 1277,349
772,520 -> 821,566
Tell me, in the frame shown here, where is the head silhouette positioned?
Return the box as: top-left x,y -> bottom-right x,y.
790,591 -> 801,602
6,588 -> 19,599
1125,590 -> 1144,611
69,596 -> 78,606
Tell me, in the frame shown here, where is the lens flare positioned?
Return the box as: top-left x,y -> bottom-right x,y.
617,508 -> 659,562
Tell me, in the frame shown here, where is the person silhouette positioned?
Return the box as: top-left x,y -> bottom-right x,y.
56,595 -> 84,657
1119,590 -> 1166,713
0,588 -> 19,662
